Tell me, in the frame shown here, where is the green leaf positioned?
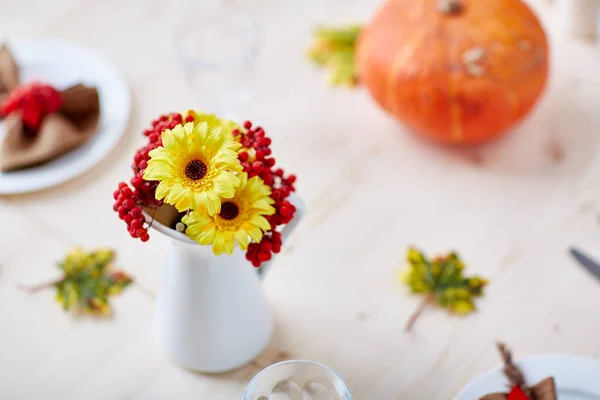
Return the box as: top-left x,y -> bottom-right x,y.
400,248 -> 488,331
307,24 -> 362,87
41,248 -> 132,316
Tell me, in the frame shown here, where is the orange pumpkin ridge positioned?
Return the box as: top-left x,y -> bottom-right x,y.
357,0 -> 549,145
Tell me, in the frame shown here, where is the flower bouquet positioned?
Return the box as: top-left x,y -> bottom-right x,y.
112,110 -> 303,372
113,110 -> 297,267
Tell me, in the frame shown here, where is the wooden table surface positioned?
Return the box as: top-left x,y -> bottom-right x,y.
2,0 -> 600,399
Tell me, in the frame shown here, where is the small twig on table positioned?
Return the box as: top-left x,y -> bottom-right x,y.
405,293 -> 434,332
18,277 -> 65,293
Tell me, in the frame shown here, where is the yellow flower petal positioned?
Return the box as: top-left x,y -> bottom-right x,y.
155,181 -> 171,201
193,192 -> 209,212
205,193 -> 221,216
144,160 -> 173,182
197,226 -> 217,245
245,225 -> 263,242
212,233 -> 227,256
234,230 -> 250,250
167,183 -> 193,211
161,128 -> 177,150
223,231 -> 235,255
250,215 -> 271,231
252,199 -> 276,214
213,172 -> 240,198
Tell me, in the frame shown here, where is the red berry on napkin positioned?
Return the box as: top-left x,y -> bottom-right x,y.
507,385 -> 529,400
0,82 -> 62,132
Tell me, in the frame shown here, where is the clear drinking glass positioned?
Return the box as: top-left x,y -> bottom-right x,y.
173,0 -> 261,119
243,360 -> 352,400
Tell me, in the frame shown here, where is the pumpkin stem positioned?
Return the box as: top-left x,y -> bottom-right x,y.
438,0 -> 463,14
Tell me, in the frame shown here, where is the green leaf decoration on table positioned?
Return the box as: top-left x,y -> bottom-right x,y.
20,248 -> 132,316
400,247 -> 488,332
307,25 -> 362,87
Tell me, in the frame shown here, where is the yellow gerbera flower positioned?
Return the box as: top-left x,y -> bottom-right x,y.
182,173 -> 275,255
143,122 -> 242,214
183,110 -> 239,140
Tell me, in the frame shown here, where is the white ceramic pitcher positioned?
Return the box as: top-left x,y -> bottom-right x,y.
150,194 -> 305,373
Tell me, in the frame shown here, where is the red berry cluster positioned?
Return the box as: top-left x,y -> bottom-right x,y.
0,82 -> 62,133
235,121 -> 276,185
234,121 -> 297,267
246,231 -> 282,266
113,182 -> 149,241
113,112 -> 186,241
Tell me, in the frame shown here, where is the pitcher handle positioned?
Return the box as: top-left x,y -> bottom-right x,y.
257,193 -> 306,278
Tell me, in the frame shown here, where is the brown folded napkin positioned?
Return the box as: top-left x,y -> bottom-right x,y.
0,45 -> 100,172
0,45 -> 19,101
480,377 -> 557,400
479,344 -> 558,400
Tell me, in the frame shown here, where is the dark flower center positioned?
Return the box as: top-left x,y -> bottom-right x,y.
219,202 -> 239,220
185,160 -> 207,181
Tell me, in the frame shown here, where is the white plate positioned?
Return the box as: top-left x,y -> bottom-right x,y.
455,355 -> 600,400
0,38 -> 131,194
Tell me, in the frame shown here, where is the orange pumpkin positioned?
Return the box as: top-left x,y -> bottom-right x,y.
357,0 -> 549,145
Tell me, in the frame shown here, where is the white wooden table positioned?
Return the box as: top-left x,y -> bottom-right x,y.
2,0 -> 600,399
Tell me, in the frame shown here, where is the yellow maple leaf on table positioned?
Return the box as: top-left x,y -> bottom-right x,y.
20,248 -> 132,316
400,247 -> 488,332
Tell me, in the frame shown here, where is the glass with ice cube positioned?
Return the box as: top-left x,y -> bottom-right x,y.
243,360 -> 351,400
